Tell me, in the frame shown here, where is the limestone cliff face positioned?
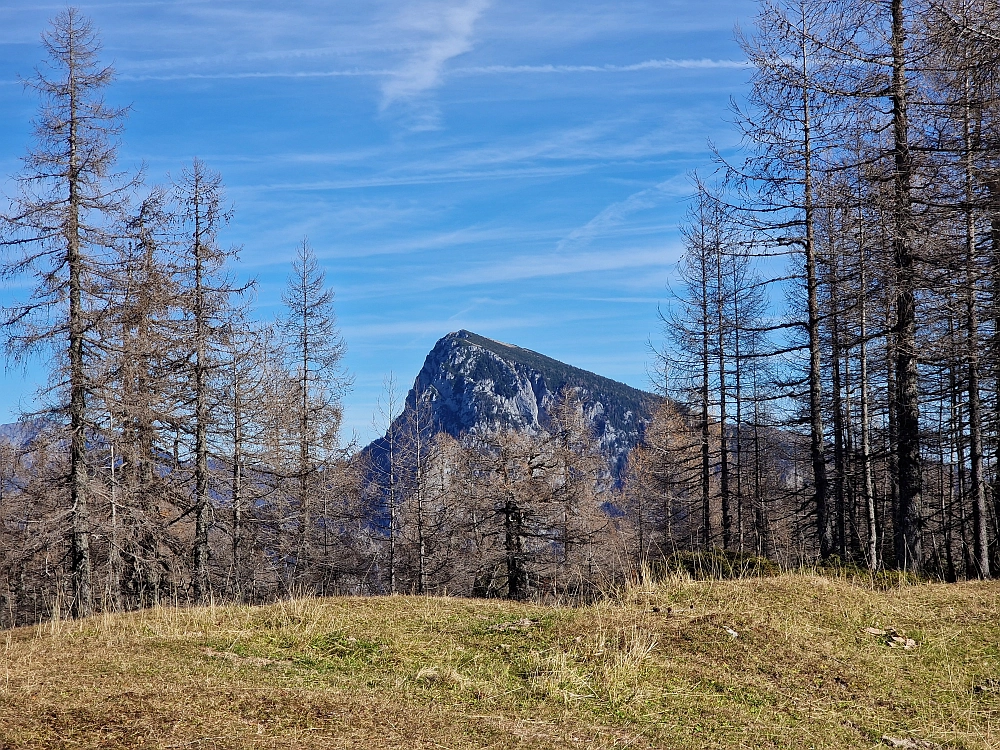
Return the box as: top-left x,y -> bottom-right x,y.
387,330 -> 658,477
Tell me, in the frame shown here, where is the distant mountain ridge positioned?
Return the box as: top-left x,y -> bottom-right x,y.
0,419 -> 47,448
371,330 -> 659,476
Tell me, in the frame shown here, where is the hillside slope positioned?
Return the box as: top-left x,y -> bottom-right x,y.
2,575 -> 997,749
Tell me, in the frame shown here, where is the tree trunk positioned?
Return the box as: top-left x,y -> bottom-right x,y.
801,47 -> 832,560
504,497 -> 526,600
66,32 -> 92,619
716,241 -> 732,550
858,232 -> 878,570
192,174 -> 210,605
890,0 -> 922,572
701,251 -> 713,549
962,86 -> 990,578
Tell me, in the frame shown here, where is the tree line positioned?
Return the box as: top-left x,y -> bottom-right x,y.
630,0 -> 1000,581
0,9 -> 356,622
3,1 -> 999,625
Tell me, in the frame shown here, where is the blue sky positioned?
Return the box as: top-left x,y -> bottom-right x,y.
0,0 -> 757,445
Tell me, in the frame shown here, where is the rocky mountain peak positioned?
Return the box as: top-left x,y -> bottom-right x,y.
388,330 -> 659,476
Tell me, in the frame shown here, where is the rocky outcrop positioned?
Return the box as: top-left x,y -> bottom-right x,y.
380,330 -> 658,477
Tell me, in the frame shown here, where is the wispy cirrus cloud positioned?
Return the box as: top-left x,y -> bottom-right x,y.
110,56 -> 746,84
457,58 -> 748,74
117,69 -> 390,82
557,176 -> 692,252
241,164 -> 595,192
431,246 -> 676,289
380,0 -> 491,128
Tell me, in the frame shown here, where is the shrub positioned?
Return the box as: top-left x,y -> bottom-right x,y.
656,549 -> 781,580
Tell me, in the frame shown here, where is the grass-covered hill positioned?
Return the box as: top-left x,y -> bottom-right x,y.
1,575 -> 998,749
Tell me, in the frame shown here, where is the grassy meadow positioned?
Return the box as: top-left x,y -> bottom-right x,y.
0,574 -> 997,749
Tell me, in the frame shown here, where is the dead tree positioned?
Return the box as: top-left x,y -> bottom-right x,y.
0,9 -> 136,617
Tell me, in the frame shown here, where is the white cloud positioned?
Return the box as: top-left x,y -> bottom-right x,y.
457,58 -> 748,75
107,55 -> 746,85
434,245 -> 678,288
117,69 -> 389,82
241,163 -> 595,192
557,176 -> 692,251
380,0 -> 490,124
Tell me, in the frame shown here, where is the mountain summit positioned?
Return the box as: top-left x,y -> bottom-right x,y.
385,330 -> 658,475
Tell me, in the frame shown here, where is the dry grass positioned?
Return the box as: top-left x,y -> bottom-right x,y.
0,574 -> 998,749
